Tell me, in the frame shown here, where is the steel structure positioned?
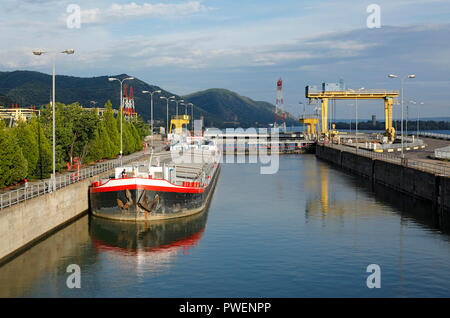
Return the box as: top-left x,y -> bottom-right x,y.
122,84 -> 136,118
299,115 -> 319,140
169,115 -> 190,134
274,78 -> 286,132
305,86 -> 399,141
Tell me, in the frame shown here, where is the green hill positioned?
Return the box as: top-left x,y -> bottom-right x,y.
0,70 -> 293,128
0,92 -> 14,107
183,88 -> 296,128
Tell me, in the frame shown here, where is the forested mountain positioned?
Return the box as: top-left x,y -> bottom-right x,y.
0,71 -> 292,128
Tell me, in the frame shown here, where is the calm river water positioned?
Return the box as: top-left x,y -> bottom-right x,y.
1,155 -> 450,297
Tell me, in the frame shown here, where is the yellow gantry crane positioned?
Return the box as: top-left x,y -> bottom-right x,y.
169,115 -> 190,134
305,85 -> 399,141
299,116 -> 319,140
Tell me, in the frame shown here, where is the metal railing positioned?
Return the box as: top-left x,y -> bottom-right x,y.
417,132 -> 450,140
322,142 -> 450,176
0,152 -> 149,210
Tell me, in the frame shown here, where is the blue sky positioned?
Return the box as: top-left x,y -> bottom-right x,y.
0,0 -> 449,119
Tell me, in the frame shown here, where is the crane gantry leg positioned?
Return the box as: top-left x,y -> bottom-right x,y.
321,98 -> 328,137
384,97 -> 395,141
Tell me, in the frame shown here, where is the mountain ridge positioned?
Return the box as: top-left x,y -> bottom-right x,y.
0,70 -> 293,128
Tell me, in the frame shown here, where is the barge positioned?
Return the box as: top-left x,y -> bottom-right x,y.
89,138 -> 221,221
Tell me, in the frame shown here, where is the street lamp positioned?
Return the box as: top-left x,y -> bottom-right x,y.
186,103 -> 194,131
142,89 -> 162,147
174,99 -> 184,116
408,100 -> 417,137
108,76 -> 134,164
349,87 -> 364,150
33,48 -> 75,191
160,95 -> 175,134
409,100 -> 424,137
388,74 -> 415,158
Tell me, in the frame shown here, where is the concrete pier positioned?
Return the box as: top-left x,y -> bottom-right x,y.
315,144 -> 450,225
0,170 -> 110,264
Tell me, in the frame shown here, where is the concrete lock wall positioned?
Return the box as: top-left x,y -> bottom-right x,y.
341,152 -> 374,178
316,145 -> 449,213
440,177 -> 450,212
0,171 -> 110,263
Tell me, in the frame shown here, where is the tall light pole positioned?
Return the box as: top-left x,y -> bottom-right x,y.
175,99 -> 184,116
409,100 -> 416,137
32,49 -> 74,191
411,101 -> 424,137
299,101 -> 305,134
142,89 -> 162,147
160,95 -> 175,134
418,102 -> 424,137
349,87 -> 364,150
347,103 -> 354,134
388,74 -> 415,158
108,76 -> 134,164
186,103 -> 194,131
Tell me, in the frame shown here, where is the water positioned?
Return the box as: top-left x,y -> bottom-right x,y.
1,155 -> 450,297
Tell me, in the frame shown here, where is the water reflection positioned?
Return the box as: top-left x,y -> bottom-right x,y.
0,215 -> 93,298
306,161 -> 449,233
89,209 -> 209,276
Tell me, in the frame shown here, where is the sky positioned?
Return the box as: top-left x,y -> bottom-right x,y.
0,0 -> 449,120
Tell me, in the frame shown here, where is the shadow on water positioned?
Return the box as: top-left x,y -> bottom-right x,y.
307,160 -> 450,235
87,207 -> 211,279
0,203 -> 211,297
0,214 -> 94,297
89,209 -> 210,256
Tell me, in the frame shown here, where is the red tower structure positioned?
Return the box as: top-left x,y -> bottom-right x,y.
274,78 -> 286,131
122,84 -> 136,118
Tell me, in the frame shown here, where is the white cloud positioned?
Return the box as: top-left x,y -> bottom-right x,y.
78,1 -> 209,24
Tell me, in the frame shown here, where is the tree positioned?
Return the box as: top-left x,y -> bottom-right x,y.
99,123 -> 115,158
39,102 -> 99,168
29,117 -> 52,179
86,127 -> 103,162
14,119 -> 38,178
103,100 -> 120,155
130,122 -> 143,152
0,120 -> 28,187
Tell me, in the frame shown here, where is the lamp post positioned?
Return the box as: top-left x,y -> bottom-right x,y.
32,49 -> 74,191
349,87 -> 364,150
108,76 -> 134,164
356,88 -> 364,150
418,102 -> 424,137
168,98 -> 178,134
347,103 -> 354,134
160,95 -> 175,134
175,99 -> 184,116
299,101 -> 305,134
409,100 -> 416,137
142,89 -> 162,148
411,101 -> 424,137
388,74 -> 415,158
186,103 -> 194,131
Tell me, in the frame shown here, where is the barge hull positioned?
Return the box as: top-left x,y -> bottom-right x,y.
90,165 -> 220,221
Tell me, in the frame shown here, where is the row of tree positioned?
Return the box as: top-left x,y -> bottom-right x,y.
0,101 -> 148,188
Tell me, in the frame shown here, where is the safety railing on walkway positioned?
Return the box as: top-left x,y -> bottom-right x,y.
322,142 -> 450,177
0,152 -> 149,210
417,132 -> 450,140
